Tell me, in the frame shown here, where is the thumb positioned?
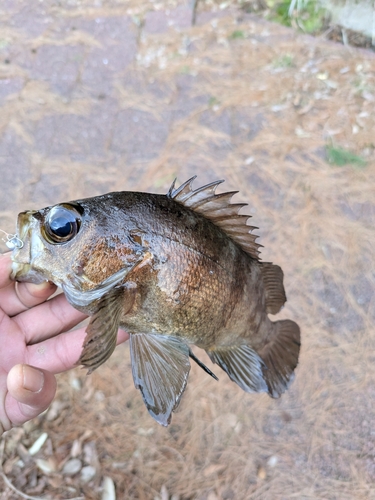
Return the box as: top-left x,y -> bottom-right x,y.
6,364 -> 57,427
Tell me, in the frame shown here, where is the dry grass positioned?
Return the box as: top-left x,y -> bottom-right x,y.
0,1 -> 374,499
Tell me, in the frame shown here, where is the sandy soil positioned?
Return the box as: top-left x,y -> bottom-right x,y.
0,1 -> 374,499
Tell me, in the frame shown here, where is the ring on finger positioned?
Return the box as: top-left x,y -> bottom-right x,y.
14,281 -> 31,311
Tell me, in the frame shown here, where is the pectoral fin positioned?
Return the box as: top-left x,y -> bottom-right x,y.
206,345 -> 267,393
63,254 -> 145,309
79,283 -> 136,374
130,334 -> 191,426
63,267 -> 131,309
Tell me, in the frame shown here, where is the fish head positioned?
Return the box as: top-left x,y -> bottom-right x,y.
11,203 -> 86,286
11,195 -> 147,301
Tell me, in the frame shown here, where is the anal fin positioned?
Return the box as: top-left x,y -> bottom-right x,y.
130,334 -> 191,426
261,262 -> 287,315
206,345 -> 267,393
258,319 -> 301,398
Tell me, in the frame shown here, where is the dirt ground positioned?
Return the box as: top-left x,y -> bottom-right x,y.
0,1 -> 374,499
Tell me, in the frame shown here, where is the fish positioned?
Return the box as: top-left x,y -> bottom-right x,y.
10,177 -> 300,426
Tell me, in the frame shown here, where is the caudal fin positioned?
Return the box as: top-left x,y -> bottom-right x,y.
258,319 -> 301,398
205,320 -> 300,398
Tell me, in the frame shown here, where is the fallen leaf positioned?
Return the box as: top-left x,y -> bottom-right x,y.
160,484 -> 169,500
70,439 -> 82,458
102,476 -> 116,500
36,458 -> 57,474
203,464 -> 226,477
28,432 -> 48,455
257,465 -> 266,480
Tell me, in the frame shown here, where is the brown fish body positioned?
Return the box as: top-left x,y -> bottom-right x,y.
73,192 -> 272,351
11,178 -> 300,425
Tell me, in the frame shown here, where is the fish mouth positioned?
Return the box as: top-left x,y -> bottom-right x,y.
11,211 -> 46,284
11,262 -> 46,284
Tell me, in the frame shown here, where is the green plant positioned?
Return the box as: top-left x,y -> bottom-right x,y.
229,30 -> 246,39
273,54 -> 294,67
271,1 -> 292,26
208,96 -> 220,107
326,145 -> 367,168
268,0 -> 328,34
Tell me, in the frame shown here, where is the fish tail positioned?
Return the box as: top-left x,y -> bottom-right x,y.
258,319 -> 301,398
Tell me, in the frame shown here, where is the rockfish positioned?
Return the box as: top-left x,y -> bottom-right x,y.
11,177 -> 300,425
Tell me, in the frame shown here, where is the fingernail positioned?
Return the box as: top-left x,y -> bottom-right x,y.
22,365 -> 44,393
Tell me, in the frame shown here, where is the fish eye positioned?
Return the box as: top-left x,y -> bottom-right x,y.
44,205 -> 81,244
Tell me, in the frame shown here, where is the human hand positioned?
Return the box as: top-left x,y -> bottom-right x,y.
0,253 -> 129,434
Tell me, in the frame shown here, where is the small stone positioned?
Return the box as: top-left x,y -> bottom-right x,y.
46,400 -> 65,421
222,488 -> 234,500
81,465 -> 96,483
225,413 -> 238,428
70,377 -> 81,391
267,455 -> 278,467
95,390 -> 105,401
352,124 -> 359,134
362,90 -> 375,102
137,428 -> 154,436
62,458 -> 82,476
83,441 -> 99,466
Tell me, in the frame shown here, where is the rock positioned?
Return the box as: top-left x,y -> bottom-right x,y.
62,458 -> 82,476
80,465 -> 97,483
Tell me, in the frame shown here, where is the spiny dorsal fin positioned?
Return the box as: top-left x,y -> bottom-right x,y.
167,177 -> 261,260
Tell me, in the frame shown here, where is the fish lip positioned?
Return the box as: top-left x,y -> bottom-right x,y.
10,262 -> 46,284
10,210 -> 46,283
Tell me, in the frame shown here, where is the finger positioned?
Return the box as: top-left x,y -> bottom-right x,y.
14,292 -> 88,345
6,364 -> 57,427
0,280 -> 57,317
0,253 -> 13,289
26,327 -> 130,374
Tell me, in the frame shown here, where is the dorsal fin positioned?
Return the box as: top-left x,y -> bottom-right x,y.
167,177 -> 261,260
